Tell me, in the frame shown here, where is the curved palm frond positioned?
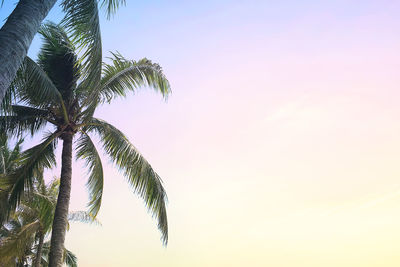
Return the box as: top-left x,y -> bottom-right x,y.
2,132 -> 59,212
14,57 -> 64,109
76,133 -> 104,216
0,105 -> 53,138
0,115 -> 46,139
85,118 -> 168,244
100,52 -> 170,102
61,0 -> 102,89
64,248 -> 78,267
38,23 -> 80,106
100,0 -> 126,19
79,53 -> 171,122
8,55 -> 70,125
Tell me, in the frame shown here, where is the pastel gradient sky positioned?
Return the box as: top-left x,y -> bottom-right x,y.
2,1 -> 400,266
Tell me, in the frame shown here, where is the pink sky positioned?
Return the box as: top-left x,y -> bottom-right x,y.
2,1 -> 400,266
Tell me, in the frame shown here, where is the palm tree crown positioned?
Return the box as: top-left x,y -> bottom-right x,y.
1,22 -> 170,250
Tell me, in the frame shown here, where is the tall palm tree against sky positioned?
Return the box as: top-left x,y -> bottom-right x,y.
0,22 -> 170,266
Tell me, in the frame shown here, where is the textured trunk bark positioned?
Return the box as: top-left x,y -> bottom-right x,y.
0,0 -> 57,105
48,133 -> 73,267
34,230 -> 44,267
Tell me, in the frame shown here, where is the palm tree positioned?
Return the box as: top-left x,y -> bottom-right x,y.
0,0 -> 125,105
0,22 -> 170,266
0,136 -> 93,267
0,179 -> 82,267
0,180 -> 96,267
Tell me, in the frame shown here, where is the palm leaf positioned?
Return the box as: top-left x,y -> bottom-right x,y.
14,57 -> 64,109
0,220 -> 40,262
79,53 -> 171,122
76,133 -> 104,216
0,105 -> 53,138
0,136 -> 24,225
100,0 -> 126,18
2,132 -> 59,212
64,248 -> 78,267
0,134 -> 23,174
40,242 -> 78,267
7,137 -> 24,170
61,0 -> 102,90
85,118 -> 168,244
38,23 -> 80,105
25,192 -> 55,232
101,52 -> 170,102
68,211 -> 100,225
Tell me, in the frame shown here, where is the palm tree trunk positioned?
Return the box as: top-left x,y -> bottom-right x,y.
34,230 -> 44,267
48,133 -> 73,267
0,0 -> 57,105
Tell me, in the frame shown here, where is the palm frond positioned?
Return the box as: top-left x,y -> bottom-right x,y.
0,134 -> 23,174
79,53 -> 171,122
68,211 -> 100,225
3,132 -> 59,212
61,0 -> 102,90
100,52 -> 171,102
38,23 -> 80,105
48,178 -> 61,196
8,138 -> 24,169
24,192 -> 55,232
100,0 -> 126,19
75,133 -> 104,216
14,57 -> 64,109
0,105 -> 52,138
64,248 -> 78,267
0,115 -> 46,139
40,242 -> 78,267
0,220 -> 40,262
85,118 -> 168,244
0,136 -> 24,225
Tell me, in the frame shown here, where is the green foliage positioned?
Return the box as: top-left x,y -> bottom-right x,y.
0,140 -> 95,267
100,52 -> 170,103
61,0 -> 102,89
13,57 -> 64,110
85,118 -> 168,243
0,105 -> 50,137
2,132 -> 59,212
2,20 -> 171,245
39,243 -> 78,267
38,23 -> 80,103
75,133 -> 104,216
100,0 -> 126,19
